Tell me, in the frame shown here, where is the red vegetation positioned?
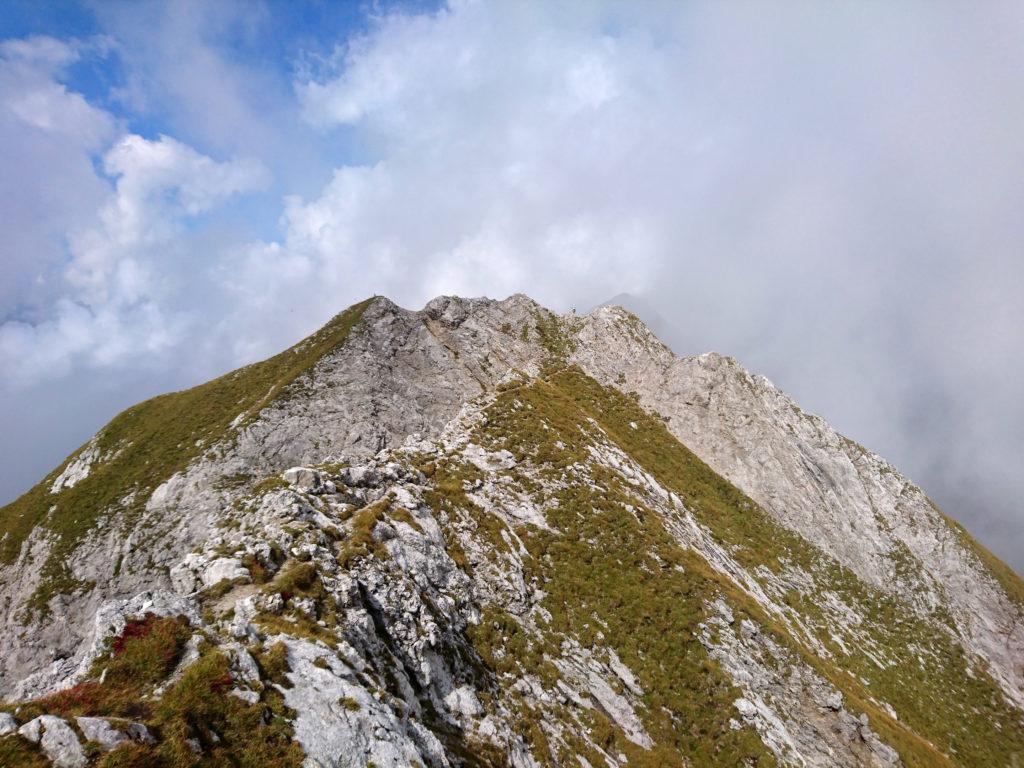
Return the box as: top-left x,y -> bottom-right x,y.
37,681 -> 106,716
33,614 -> 190,719
112,612 -> 160,656
208,672 -> 234,695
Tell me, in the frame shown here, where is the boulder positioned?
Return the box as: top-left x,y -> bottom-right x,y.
124,722 -> 156,744
283,467 -> 323,492
17,716 -> 43,742
19,715 -> 87,768
339,465 -> 380,488
75,717 -> 127,751
201,557 -> 250,588
229,688 -> 260,705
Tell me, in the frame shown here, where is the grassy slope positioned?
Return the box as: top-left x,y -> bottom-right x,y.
465,375 -> 774,766
0,298 -> 374,611
552,368 -> 1024,767
933,502 -> 1024,612
461,354 -> 1024,767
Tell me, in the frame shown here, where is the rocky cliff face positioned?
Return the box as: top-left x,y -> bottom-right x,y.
0,294 -> 1021,768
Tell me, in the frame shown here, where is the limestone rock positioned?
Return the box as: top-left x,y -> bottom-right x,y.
75,717 -> 127,751
19,715 -> 87,768
200,557 -> 249,588
283,466 -> 324,492
49,440 -> 100,494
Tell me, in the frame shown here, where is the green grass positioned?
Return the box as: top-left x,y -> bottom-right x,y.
464,365 -> 1024,767
254,642 -> 291,688
531,308 -> 582,362
550,369 -> 1024,767
0,737 -> 50,767
96,743 -> 157,768
556,367 -> 1024,767
337,500 -> 390,568
0,298 -> 374,614
339,696 -> 360,711
463,370 -> 775,766
149,651 -> 303,767
265,561 -> 318,597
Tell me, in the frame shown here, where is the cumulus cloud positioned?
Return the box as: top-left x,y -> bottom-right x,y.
91,0 -> 336,198
67,134 -> 267,303
237,2 -> 682,317
249,0 -> 1024,569
0,46 -> 268,386
1,0 -> 1023,571
0,36 -> 114,144
0,36 -> 117,317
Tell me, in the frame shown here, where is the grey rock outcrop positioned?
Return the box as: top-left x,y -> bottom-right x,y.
18,715 -> 87,768
572,306 -> 1024,708
72,716 -> 154,752
0,711 -> 16,735
76,717 -> 121,751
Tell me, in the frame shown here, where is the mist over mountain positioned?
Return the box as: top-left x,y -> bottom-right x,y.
4,2 -> 1024,585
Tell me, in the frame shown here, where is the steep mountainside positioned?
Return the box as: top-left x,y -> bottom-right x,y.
0,295 -> 1022,768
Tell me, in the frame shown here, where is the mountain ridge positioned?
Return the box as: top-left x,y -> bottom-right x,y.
0,294 -> 1021,767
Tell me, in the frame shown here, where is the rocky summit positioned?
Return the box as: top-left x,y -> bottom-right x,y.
0,294 -> 1022,768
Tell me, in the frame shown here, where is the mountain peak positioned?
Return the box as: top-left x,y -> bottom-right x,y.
0,293 -> 1022,766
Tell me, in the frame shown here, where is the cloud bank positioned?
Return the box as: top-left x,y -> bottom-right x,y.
1,0 -> 1023,571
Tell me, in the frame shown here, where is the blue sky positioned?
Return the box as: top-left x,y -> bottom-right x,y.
1,0 -> 1024,572
0,1 -> 431,111
0,0 -> 436,244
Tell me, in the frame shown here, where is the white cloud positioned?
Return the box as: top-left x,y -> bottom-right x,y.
0,57 -> 268,387
66,134 -> 267,303
0,298 -> 181,382
0,39 -> 112,146
2,1 -> 1024,571
0,36 -> 118,317
240,3 -> 680,319
91,0 -> 326,193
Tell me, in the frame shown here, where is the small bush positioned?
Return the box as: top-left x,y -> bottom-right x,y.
105,614 -> 191,687
256,642 -> 291,687
268,562 -> 317,597
155,651 -> 304,767
340,696 -> 360,711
